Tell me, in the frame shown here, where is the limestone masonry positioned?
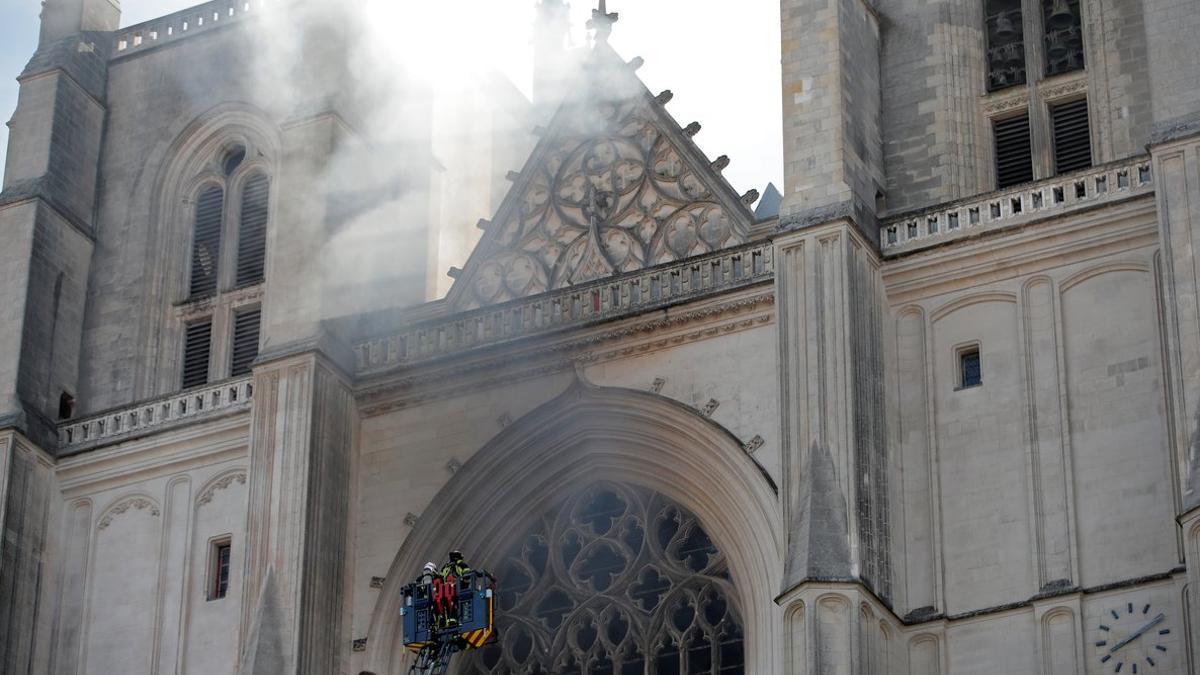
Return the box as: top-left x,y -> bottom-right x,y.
2,0 -> 1200,673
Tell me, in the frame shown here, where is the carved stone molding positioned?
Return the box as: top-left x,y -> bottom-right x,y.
197,470 -> 247,507
453,49 -> 753,310
1038,74 -> 1088,102
743,435 -> 765,454
982,90 -> 1031,117
97,496 -> 160,530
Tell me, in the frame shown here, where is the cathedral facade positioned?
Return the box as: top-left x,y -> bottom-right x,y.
2,0 -> 1200,673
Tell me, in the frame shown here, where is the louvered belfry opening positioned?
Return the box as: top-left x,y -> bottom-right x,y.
236,175 -> 269,287
230,308 -> 261,377
190,186 -> 224,298
1051,97 -> 1092,175
993,112 -> 1034,188
985,0 -> 1026,91
182,320 -> 213,389
1042,0 -> 1085,76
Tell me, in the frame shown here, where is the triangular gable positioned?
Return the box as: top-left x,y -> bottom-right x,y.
448,44 -> 755,310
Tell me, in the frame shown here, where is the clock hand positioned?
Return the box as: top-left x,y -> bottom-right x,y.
1108,613 -> 1165,654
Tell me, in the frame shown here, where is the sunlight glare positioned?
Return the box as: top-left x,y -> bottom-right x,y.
364,0 -> 536,96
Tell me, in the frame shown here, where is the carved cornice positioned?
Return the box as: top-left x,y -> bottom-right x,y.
357,290 -> 775,415
880,156 -> 1153,256
355,242 -> 775,377
981,89 -> 1030,117
1038,74 -> 1088,102
59,377 -> 253,454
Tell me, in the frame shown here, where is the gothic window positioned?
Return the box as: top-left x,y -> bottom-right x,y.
178,142 -> 269,389
985,0 -> 1026,91
462,483 -> 745,675
1042,0 -> 1084,77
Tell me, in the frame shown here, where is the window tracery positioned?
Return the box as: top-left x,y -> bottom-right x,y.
462,65 -> 752,310
462,482 -> 744,674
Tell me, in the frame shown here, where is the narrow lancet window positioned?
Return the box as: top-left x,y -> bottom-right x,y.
189,186 -> 224,298
236,175 -> 269,287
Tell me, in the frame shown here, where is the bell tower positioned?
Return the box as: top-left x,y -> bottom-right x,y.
39,0 -> 120,46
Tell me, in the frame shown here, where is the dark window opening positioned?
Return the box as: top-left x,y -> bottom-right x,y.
1051,97 -> 1092,175
236,175 -> 269,287
1043,0 -> 1085,76
189,186 -> 224,298
182,320 -> 213,389
960,347 -> 982,389
230,308 -> 262,377
209,539 -> 232,600
222,145 -> 246,176
58,391 -> 75,420
985,0 -> 1026,91
993,112 -> 1034,188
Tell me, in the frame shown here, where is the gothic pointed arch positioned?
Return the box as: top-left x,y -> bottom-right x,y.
447,44 -> 755,311
134,103 -> 280,398
361,380 -> 783,675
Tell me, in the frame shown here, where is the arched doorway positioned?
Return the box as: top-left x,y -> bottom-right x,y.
461,482 -> 744,674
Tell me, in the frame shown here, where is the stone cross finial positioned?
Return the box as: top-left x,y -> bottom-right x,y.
588,0 -> 618,42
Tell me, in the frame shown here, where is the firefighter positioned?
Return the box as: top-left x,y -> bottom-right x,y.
435,551 -> 472,629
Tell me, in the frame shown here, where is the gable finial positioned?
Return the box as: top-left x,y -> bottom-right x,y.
588,0 -> 618,43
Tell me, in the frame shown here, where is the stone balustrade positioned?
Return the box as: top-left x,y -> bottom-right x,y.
880,157 -> 1154,254
355,242 -> 776,374
58,377 -> 254,452
112,0 -> 279,56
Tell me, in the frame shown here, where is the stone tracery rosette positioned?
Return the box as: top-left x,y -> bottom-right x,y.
461,482 -> 745,674
467,93 -> 749,309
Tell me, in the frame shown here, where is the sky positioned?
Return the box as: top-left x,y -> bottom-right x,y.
0,0 -> 783,199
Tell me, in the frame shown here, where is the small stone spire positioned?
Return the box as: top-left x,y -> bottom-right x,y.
587,0 -> 618,43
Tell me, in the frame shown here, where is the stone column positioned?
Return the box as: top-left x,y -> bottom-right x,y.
237,352 -> 355,674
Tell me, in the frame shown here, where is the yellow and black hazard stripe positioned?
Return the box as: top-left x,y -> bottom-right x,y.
461,594 -> 495,649
405,641 -> 432,653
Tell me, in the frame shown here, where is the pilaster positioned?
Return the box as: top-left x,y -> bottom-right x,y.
1181,507 -> 1200,668
237,350 -> 356,674
0,430 -> 56,672
1150,136 -> 1200,514
778,582 -> 905,675
776,221 -> 891,600
0,17 -> 108,447
779,0 -> 883,235
1152,131 -> 1200,671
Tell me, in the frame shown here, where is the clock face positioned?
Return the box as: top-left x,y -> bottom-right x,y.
1093,601 -> 1171,673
